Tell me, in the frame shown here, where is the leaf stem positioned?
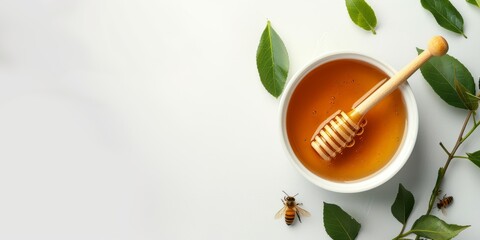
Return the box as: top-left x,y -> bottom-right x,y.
394,223 -> 407,240
460,120 -> 480,144
393,230 -> 413,240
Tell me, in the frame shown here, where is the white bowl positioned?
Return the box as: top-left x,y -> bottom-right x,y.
279,52 -> 418,193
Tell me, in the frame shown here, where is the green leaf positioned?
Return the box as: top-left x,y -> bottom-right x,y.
411,215 -> 469,240
323,202 -> 361,240
454,76 -> 479,110
345,0 -> 377,34
466,0 -> 480,7
256,20 -> 289,98
421,0 -> 467,38
391,184 -> 415,224
417,48 -> 476,110
467,150 -> 480,168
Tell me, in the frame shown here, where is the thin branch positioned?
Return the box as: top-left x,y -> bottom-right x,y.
439,142 -> 450,156
425,111 -> 473,216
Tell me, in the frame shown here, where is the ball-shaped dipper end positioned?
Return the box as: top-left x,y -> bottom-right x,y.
428,36 -> 448,56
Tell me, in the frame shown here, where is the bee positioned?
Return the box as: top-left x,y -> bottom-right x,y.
437,194 -> 453,214
275,191 -> 310,225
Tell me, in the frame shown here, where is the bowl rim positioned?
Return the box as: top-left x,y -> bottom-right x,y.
279,51 -> 419,193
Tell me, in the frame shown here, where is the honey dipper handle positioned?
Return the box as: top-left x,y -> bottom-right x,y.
353,36 -> 448,116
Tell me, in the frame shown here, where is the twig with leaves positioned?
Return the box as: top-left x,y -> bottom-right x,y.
257,6 -> 480,238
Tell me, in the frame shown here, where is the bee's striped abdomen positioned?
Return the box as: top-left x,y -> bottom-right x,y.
285,208 -> 296,225
437,196 -> 453,209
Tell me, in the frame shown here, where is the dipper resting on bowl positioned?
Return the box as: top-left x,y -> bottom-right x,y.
310,36 -> 448,161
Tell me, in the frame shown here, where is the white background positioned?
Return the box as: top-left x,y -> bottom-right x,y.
0,0 -> 479,239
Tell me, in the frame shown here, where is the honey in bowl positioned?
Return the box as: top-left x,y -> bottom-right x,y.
286,59 -> 406,182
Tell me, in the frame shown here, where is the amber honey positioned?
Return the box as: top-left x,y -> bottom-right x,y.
286,59 -> 406,182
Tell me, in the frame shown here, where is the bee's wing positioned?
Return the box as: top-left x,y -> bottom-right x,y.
441,207 -> 447,216
274,206 -> 287,219
295,206 -> 311,217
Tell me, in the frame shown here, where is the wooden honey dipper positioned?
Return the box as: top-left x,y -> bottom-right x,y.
311,36 -> 448,160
